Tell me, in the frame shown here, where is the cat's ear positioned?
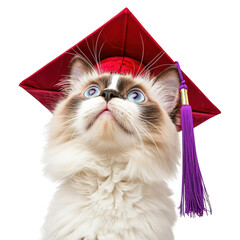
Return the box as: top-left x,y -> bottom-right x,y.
68,57 -> 94,79
153,66 -> 180,117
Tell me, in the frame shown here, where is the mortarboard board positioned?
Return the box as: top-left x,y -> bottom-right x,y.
19,8 -> 220,217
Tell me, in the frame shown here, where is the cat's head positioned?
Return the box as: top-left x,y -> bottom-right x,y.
43,57 -> 181,182
49,57 -> 180,152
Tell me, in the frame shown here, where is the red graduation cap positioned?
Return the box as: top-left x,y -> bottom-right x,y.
19,8 -> 220,217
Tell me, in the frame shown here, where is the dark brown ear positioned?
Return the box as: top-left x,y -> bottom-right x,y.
153,66 -> 181,122
68,57 -> 94,79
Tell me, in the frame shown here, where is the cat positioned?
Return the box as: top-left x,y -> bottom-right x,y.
41,56 -> 181,240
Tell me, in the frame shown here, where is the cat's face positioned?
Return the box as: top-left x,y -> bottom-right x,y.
49,57 -> 180,153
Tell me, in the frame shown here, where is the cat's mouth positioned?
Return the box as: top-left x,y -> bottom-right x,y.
86,106 -> 132,134
99,107 -> 112,116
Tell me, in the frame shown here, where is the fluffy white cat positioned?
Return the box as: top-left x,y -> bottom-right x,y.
41,57 -> 180,240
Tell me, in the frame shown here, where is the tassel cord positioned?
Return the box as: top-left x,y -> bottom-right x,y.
175,61 -> 212,217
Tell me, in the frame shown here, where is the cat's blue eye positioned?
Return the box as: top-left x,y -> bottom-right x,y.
127,89 -> 145,103
84,86 -> 100,98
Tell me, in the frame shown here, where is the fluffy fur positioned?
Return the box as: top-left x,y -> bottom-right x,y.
41,57 -> 181,240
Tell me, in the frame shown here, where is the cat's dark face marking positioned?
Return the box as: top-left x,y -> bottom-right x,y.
85,76 -> 110,90
65,74 -> 148,110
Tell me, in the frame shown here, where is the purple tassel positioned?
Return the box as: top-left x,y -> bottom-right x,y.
176,62 -> 212,217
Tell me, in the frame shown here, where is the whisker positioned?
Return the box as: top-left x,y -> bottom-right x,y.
144,52 -> 165,75
133,121 -> 161,155
86,38 -> 96,67
65,51 -> 95,71
98,42 -> 105,74
75,45 -> 95,69
71,47 -> 80,56
137,51 -> 162,76
65,51 -> 78,57
146,63 -> 175,74
122,115 -> 146,153
94,29 -> 104,58
139,117 -> 165,137
93,28 -> 104,74
120,115 -> 138,149
135,34 -> 145,77
137,51 -> 164,76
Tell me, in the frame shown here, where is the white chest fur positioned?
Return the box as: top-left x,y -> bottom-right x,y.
42,157 -> 176,240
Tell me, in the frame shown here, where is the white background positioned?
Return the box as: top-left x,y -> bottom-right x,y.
1,1 -> 239,239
